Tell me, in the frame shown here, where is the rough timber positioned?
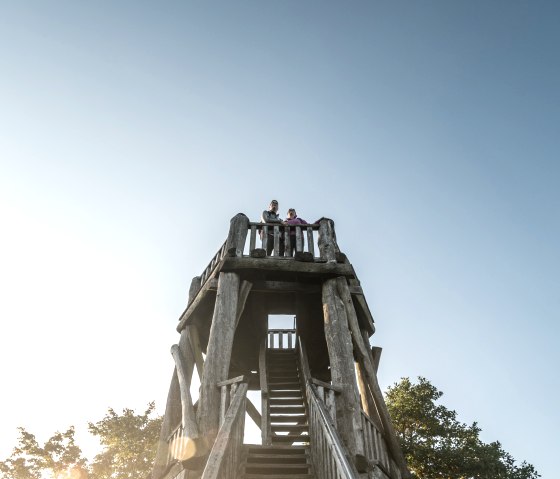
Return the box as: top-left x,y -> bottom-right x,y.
152,213 -> 410,479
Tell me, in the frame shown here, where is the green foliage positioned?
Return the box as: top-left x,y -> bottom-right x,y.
0,405 -> 161,479
0,426 -> 87,479
385,377 -> 540,479
88,402 -> 161,479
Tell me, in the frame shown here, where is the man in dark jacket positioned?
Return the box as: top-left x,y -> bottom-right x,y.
260,199 -> 285,256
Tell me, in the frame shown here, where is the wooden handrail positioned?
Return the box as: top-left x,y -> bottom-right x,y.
201,382 -> 248,479
297,339 -> 360,479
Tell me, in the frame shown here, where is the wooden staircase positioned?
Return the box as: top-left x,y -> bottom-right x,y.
241,445 -> 313,479
240,347 -> 314,478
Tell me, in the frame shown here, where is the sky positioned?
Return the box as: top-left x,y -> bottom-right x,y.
0,1 -> 558,477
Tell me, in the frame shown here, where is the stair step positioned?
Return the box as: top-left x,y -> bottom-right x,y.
270,398 -> 303,405
271,435 -> 310,444
246,445 -> 308,454
270,418 -> 307,425
268,381 -> 301,389
270,406 -> 306,414
272,424 -> 309,433
243,475 -> 314,479
247,454 -> 308,464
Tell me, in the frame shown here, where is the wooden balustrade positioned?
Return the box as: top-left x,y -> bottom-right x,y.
201,382 -> 248,479
307,382 -> 360,479
217,375 -> 245,427
361,411 -> 401,479
198,241 -> 227,288
248,222 -> 319,258
267,328 -> 296,349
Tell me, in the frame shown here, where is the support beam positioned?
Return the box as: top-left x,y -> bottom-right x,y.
170,344 -> 199,438
336,277 -> 410,479
322,277 -> 365,461
196,272 -> 242,442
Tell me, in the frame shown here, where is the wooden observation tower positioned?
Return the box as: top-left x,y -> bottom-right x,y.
152,214 -> 410,479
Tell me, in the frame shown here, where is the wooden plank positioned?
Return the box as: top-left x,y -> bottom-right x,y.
245,398 -> 262,429
177,277 -> 219,332
220,256 -> 356,278
217,375 -> 245,387
235,280 -> 253,329
311,378 -> 342,392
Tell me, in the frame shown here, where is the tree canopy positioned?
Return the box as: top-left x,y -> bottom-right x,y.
1,379 -> 540,478
0,404 -> 161,479
385,377 -> 540,479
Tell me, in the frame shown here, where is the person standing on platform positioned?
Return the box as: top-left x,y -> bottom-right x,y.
285,208 -> 308,256
260,199 -> 285,256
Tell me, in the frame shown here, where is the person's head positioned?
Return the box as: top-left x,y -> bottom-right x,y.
269,200 -> 279,212
287,208 -> 296,219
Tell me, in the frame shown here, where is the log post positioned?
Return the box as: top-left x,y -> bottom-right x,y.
196,272 -> 241,444
226,213 -> 249,257
336,277 -> 410,478
318,218 -> 337,263
152,327 -> 197,478
322,277 -> 365,462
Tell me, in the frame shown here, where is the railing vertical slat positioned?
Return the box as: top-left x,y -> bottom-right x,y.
250,225 -> 256,253
273,225 -> 280,256
296,226 -> 303,253
307,226 -> 315,257
262,225 -> 268,252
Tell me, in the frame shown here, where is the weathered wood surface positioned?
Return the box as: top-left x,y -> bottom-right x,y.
322,277 -> 365,460
170,344 -> 199,438
200,383 -> 248,479
177,277 -> 219,332
318,218 -> 338,263
225,213 -> 249,257
259,339 -> 271,445
307,382 -> 361,479
152,329 -> 197,479
220,256 -> 356,278
335,276 -> 409,478
196,272 -> 241,441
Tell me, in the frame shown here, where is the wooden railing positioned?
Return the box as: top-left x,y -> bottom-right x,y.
248,222 -> 319,258
306,382 -> 360,479
201,381 -> 248,479
267,328 -> 296,349
297,339 -> 360,479
200,240 -> 227,286
165,423 -> 185,466
361,411 -> 401,479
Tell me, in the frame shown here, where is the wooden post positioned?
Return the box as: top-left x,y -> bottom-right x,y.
226,213 -> 249,257
336,277 -> 410,478
197,272 -> 241,442
322,277 -> 365,461
151,328 -> 196,478
318,218 -> 337,263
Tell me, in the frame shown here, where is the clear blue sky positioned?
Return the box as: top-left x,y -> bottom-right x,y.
0,1 -> 558,477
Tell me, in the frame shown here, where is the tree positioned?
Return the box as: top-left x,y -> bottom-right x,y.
0,426 -> 87,479
87,403 -> 161,479
0,405 -> 161,479
385,377 -> 540,479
